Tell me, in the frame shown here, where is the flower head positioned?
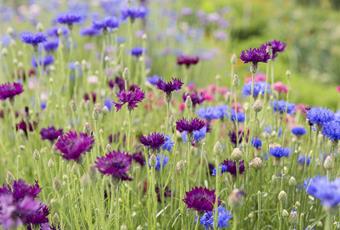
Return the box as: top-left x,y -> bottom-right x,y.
272,100 -> 295,114
140,133 -> 165,150
162,135 -> 174,152
304,176 -> 340,208
265,40 -> 286,59
56,13 -> 82,26
200,206 -> 232,229
21,32 -> 46,46
213,160 -> 245,176
150,154 -> 169,171
146,75 -> 161,86
297,155 -> 311,166
32,56 -> 54,68
251,137 -> 262,150
132,152 -> 145,166
183,187 -> 218,212
93,17 -> 119,31
40,126 -> 63,142
176,118 -> 206,133
131,47 -> 144,57
121,7 -> 148,21
95,151 -> 132,181
291,126 -> 306,137
55,131 -> 94,161
177,55 -> 200,68
0,82 -> 23,100
80,27 -> 101,37
230,110 -> 245,123
115,86 -> 144,111
156,78 -> 183,95
322,120 -> 340,142
307,107 -> 334,126
242,82 -> 271,98
197,105 -> 228,121
43,39 -> 59,52
273,81 -> 288,94
269,147 -> 290,158
183,91 -> 205,108
240,46 -> 270,65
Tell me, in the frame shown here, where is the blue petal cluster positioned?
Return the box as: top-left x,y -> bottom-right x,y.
304,176 -> 340,207
162,135 -> 174,152
272,100 -> 295,114
297,155 -> 311,166
269,147 -> 290,158
197,105 -> 228,121
322,120 -> 340,142
200,206 -> 232,229
307,107 -> 334,126
230,110 -> 245,123
291,126 -> 306,137
251,137 -> 262,149
242,82 -> 271,98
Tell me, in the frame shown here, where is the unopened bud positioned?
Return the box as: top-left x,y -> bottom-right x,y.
213,141 -> 224,154
228,188 -> 245,208
249,157 -> 263,169
231,148 -> 242,161
323,155 -> 334,170
149,154 -> 157,167
230,54 -> 237,64
282,209 -> 289,217
289,209 -> 298,224
253,99 -> 263,112
232,74 -> 239,87
288,177 -> 297,186
278,190 -> 287,202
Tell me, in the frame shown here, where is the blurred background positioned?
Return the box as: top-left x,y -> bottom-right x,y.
0,0 -> 339,108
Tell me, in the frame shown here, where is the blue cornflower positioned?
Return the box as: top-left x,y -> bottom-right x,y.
322,120 -> 340,142
47,26 -> 69,37
291,126 -> 306,137
193,127 -> 207,143
162,135 -> 174,152
131,47 -> 144,57
297,155 -> 311,166
230,110 -> 245,123
197,105 -> 228,121
151,154 -> 169,171
21,32 -> 46,46
251,137 -> 262,149
242,82 -> 271,98
121,7 -> 148,21
272,100 -> 295,114
93,17 -> 119,31
104,99 -> 113,111
307,107 -> 334,126
80,27 -> 101,37
200,206 -> 232,229
32,56 -> 54,68
212,165 -> 228,176
56,13 -> 82,26
43,39 -> 59,52
147,75 -> 161,86
269,147 -> 290,158
304,176 -> 340,208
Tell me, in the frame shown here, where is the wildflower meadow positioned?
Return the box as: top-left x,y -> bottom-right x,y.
0,0 -> 339,230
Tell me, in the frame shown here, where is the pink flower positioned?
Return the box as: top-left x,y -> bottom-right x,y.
245,73 -> 267,83
336,86 -> 340,93
273,81 -> 288,94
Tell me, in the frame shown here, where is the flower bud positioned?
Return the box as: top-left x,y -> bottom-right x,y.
231,148 -> 243,161
232,74 -> 239,87
176,160 -> 187,172
253,99 -> 263,113
149,154 -> 157,167
249,157 -> 263,170
230,54 -> 237,64
282,209 -> 289,217
228,188 -> 245,208
288,177 -> 297,186
52,178 -> 62,191
213,141 -> 224,155
36,22 -> 44,32
289,209 -> 298,224
286,70 -> 291,78
323,155 -> 334,170
278,190 -> 287,202
48,159 -> 54,168
33,150 -> 40,160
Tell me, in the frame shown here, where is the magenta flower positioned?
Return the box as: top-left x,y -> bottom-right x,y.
264,40 -> 286,59
132,152 -> 145,166
115,86 -> 145,111
55,131 -> 94,161
95,151 -> 132,181
140,133 -> 165,150
240,46 -> 270,66
182,91 -> 205,108
177,55 -> 200,68
0,82 -> 24,101
40,126 -> 63,142
156,78 -> 183,96
176,118 -> 206,133
183,187 -> 218,212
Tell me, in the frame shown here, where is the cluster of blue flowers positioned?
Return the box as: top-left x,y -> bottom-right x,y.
272,100 -> 295,114
200,206 -> 232,229
196,105 -> 228,121
242,82 -> 271,98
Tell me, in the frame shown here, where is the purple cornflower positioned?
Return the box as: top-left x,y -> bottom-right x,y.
269,147 -> 290,158
55,131 -> 94,161
183,91 -> 205,108
80,27 -> 101,37
132,152 -> 145,166
176,118 -> 206,133
240,46 -> 270,66
140,133 -> 165,150
307,107 -> 334,126
95,151 -> 132,181
21,32 -> 46,47
93,17 -> 119,31
156,78 -> 183,96
304,176 -> 340,208
291,126 -> 306,137
131,47 -> 144,57
183,187 -> 218,212
115,86 -> 144,111
40,126 -> 63,143
121,7 -> 148,22
264,40 -> 286,59
0,82 -> 23,100
56,13 -> 82,26
322,120 -> 340,142
43,39 -> 59,52
228,129 -> 249,147
177,55 -> 200,68
213,160 -> 245,177
0,180 -> 50,229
